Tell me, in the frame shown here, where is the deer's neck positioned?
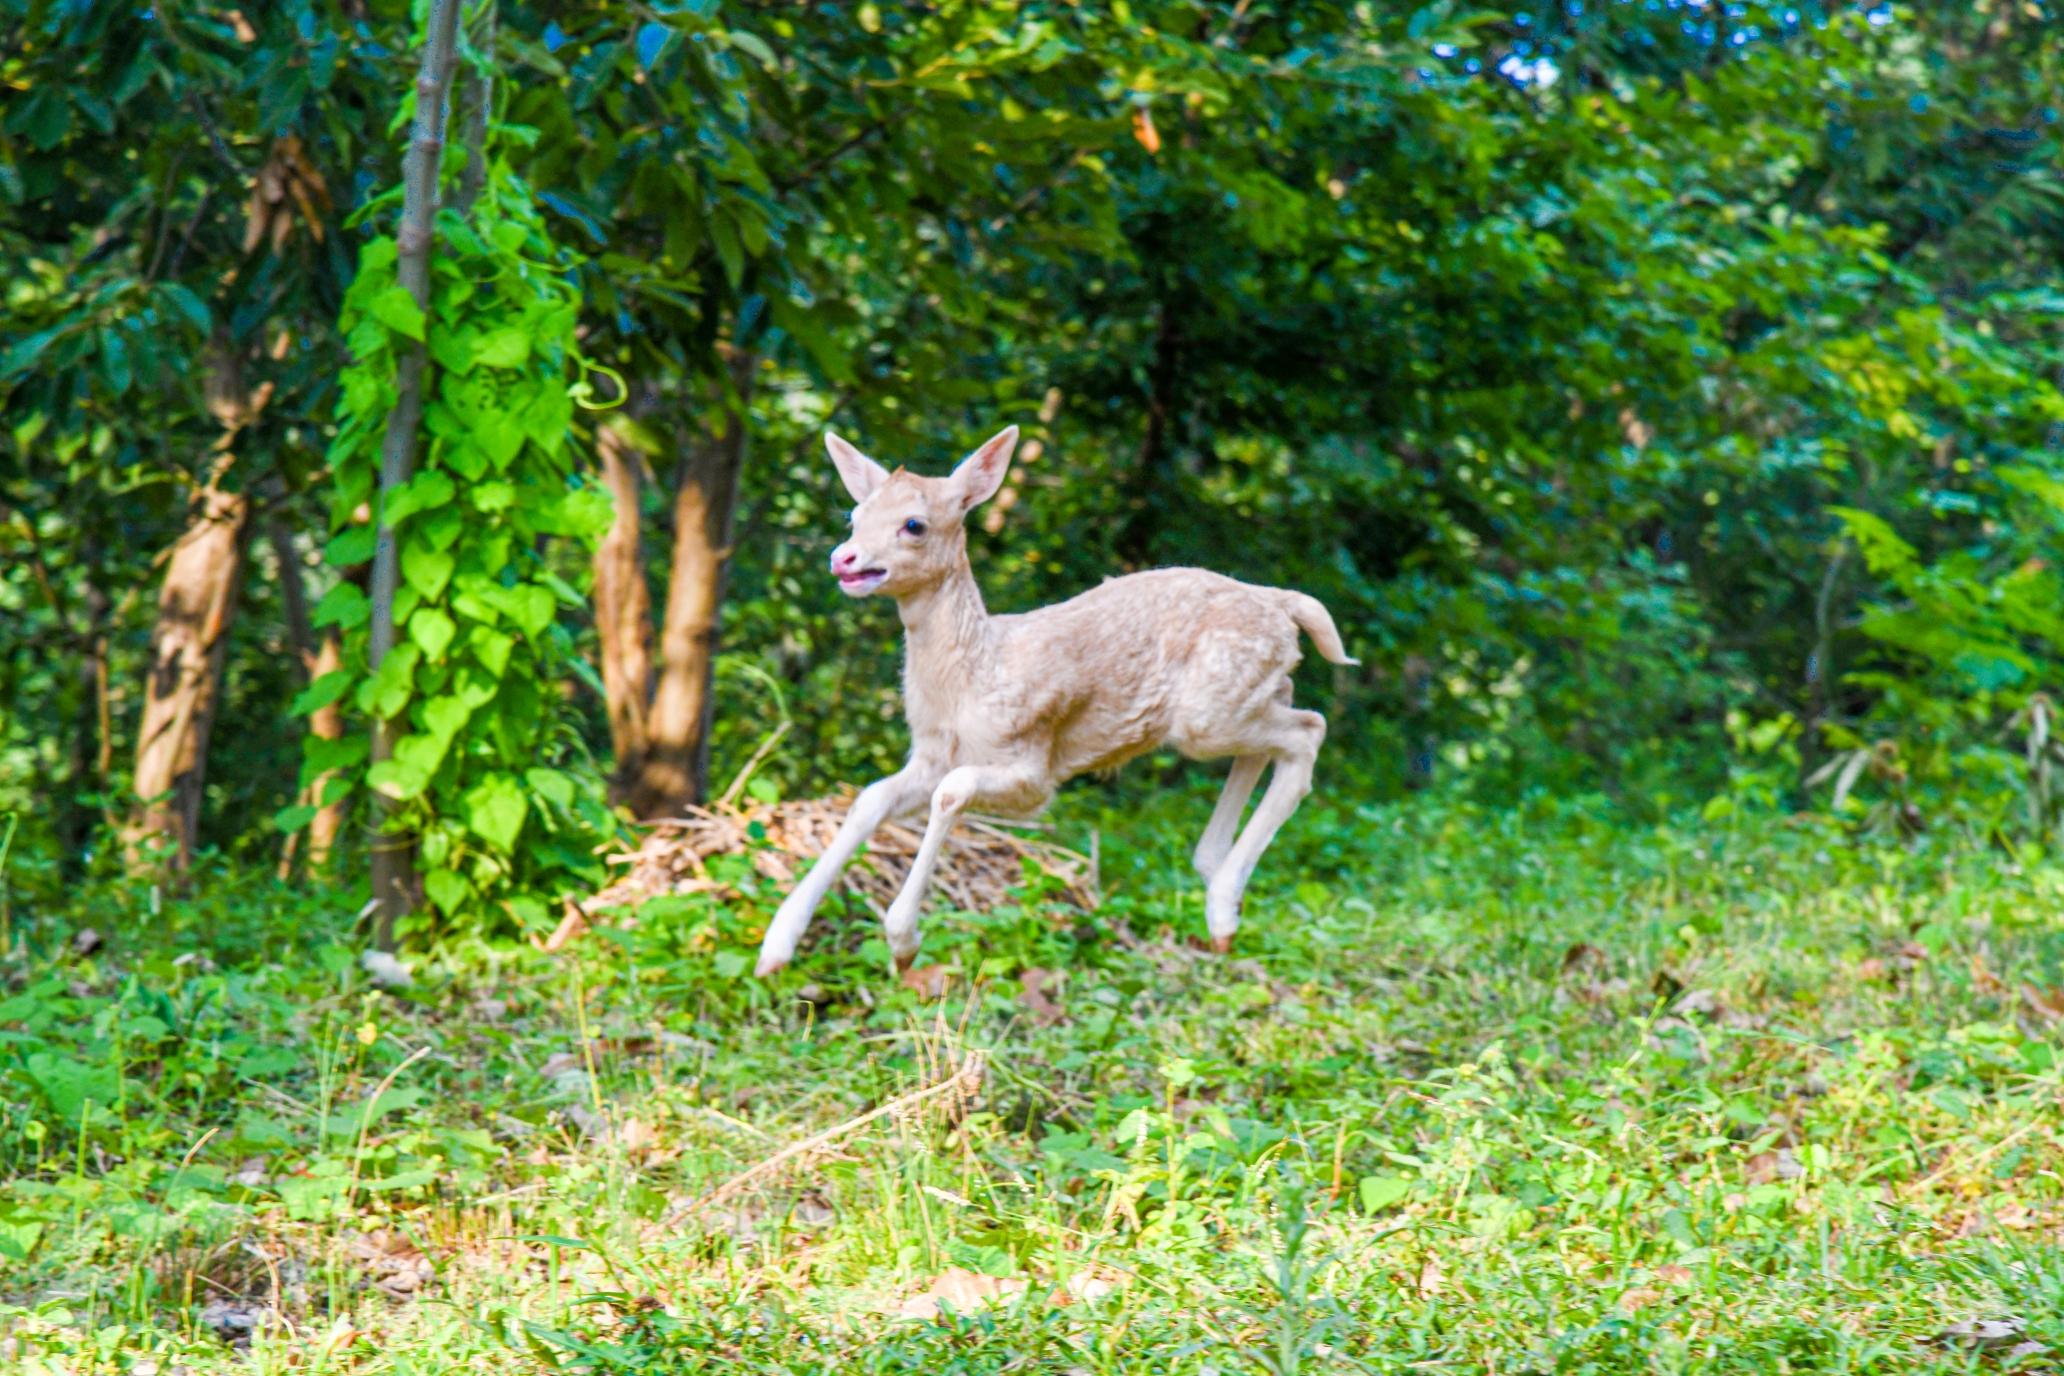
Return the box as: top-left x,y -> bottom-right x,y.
897,563 -> 992,723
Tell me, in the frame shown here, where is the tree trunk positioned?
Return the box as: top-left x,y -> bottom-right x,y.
129,456 -> 252,871
594,421 -> 654,777
367,0 -> 463,946
268,516 -> 346,877
620,351 -> 756,819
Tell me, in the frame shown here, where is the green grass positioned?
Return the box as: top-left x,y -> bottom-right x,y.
3,783 -> 2063,1373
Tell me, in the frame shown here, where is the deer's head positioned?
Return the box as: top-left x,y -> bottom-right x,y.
824,426 -> 1018,598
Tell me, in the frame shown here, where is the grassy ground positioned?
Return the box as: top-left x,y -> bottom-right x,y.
3,781 -> 2063,1373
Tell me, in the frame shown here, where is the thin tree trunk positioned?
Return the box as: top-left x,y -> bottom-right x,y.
622,350 -> 756,819
594,422 -> 654,785
367,0 -> 463,947
268,516 -> 346,877
129,453 -> 252,871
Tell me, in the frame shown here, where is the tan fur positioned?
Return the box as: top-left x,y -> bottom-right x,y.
755,426 -> 1355,976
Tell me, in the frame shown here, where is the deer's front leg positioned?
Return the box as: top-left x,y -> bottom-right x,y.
883,763 -> 1048,971
755,768 -> 931,977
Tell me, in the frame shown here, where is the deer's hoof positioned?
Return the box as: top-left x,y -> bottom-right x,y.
1209,935 -> 1233,955
892,950 -> 917,975
754,953 -> 788,979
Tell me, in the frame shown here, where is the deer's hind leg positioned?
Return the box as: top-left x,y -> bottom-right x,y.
1194,755 -> 1266,880
1203,706 -> 1326,953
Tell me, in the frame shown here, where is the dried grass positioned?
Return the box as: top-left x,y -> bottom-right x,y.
556,790 -> 1100,950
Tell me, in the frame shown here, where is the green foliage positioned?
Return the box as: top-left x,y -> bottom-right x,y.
310,153 -> 619,935
5,789 -> 2064,1368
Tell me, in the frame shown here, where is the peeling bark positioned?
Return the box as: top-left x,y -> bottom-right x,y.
594,422 -> 654,774
619,351 -> 756,819
129,455 -> 252,871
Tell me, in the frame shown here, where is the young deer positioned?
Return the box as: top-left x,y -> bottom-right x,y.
753,425 -> 1355,977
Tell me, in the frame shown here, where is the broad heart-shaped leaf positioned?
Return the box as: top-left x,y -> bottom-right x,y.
421,693 -> 472,741
464,773 -> 527,855
491,583 -> 556,639
423,866 -> 472,915
313,581 -> 370,630
355,643 -> 420,721
291,669 -> 353,717
408,606 -> 457,661
525,766 -> 575,808
367,284 -> 427,341
479,412 -> 525,470
445,441 -> 490,481
401,544 -> 455,601
418,502 -> 465,552
472,479 -> 516,513
273,803 -> 318,834
469,626 -> 514,678
367,731 -> 449,801
451,661 -> 501,709
384,469 -> 456,524
325,523 -> 377,567
473,326 -> 531,369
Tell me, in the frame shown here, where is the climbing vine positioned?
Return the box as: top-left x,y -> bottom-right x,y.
290,153 -> 619,936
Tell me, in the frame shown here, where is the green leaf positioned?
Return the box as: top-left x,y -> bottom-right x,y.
313,581 -> 371,630
291,669 -> 353,717
385,470 -> 457,524
273,803 -> 318,834
368,284 -> 427,341
473,327 -> 532,369
525,767 -> 575,808
713,950 -> 752,979
469,626 -> 514,678
408,607 -> 457,661
325,524 -> 377,567
400,544 -> 455,601
501,583 -> 556,638
356,643 -> 421,720
424,867 -> 472,915
464,774 -> 527,854
472,480 -> 516,512
422,693 -> 472,740
1359,1175 -> 1412,1212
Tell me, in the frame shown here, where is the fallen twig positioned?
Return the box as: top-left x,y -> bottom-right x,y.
673,1050 -> 987,1218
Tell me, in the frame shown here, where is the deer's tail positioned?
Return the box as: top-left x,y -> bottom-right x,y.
1283,591 -> 1358,666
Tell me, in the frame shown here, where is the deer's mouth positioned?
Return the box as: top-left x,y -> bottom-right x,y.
838,567 -> 888,595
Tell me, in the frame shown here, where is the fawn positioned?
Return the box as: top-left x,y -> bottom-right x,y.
754,425 -> 1354,977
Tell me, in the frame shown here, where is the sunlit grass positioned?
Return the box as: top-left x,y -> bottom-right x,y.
3,785 -> 2062,1372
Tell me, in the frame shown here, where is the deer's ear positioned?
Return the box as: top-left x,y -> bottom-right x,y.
949,426 -> 1019,512
826,431 -> 890,503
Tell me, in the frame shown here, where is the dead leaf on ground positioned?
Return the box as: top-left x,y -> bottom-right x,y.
1932,1318 -> 2026,1352
1055,1269 -> 1123,1306
899,964 -> 954,1001
1655,1263 -> 1694,1285
1619,1286 -> 1662,1313
1746,1148 -> 1803,1183
1650,969 -> 1686,1003
2020,984 -> 2064,1026
1856,957 -> 1890,983
1415,1254 -> 1444,1297
1561,942 -> 1607,977
1020,968 -> 1067,1025
893,1267 -> 1029,1320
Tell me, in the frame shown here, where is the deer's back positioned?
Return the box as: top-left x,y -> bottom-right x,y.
991,567 -> 1305,774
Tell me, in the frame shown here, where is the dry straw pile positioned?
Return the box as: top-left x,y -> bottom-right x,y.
555,790 -> 1100,949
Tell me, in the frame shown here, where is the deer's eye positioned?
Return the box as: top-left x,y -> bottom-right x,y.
902,518 -> 926,537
